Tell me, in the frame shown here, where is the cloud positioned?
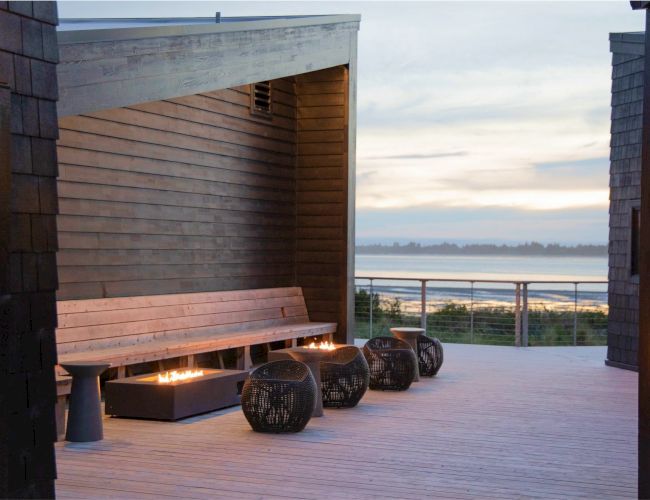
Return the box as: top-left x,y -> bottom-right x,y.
431,157 -> 610,192
347,3 -> 637,233
362,151 -> 468,161
534,157 -> 609,172
356,170 -> 378,183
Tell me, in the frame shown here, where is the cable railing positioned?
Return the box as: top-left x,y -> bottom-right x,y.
354,276 -> 608,346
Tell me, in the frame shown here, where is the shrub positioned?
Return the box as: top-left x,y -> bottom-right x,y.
354,292 -> 607,346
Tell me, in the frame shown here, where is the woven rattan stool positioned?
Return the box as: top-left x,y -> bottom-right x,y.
417,335 -> 444,377
362,337 -> 417,391
241,360 -> 316,433
321,346 -> 369,408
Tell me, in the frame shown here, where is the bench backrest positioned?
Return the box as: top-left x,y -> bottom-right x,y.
56,287 -> 310,355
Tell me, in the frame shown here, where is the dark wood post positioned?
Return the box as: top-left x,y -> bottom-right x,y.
633,3 -> 650,497
0,83 -> 10,293
641,10 -> 650,497
0,78 -> 11,500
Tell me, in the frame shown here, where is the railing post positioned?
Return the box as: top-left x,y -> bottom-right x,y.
470,281 -> 475,344
515,283 -> 521,347
369,279 -> 373,338
522,283 -> 529,347
573,282 -> 578,346
420,280 -> 427,331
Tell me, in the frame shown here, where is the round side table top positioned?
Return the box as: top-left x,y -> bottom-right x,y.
60,362 -> 111,377
288,348 -> 334,363
390,327 -> 425,335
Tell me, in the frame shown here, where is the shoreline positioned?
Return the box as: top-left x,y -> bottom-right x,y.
358,284 -> 609,314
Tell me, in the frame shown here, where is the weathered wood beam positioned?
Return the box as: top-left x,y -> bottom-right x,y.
346,33 -> 358,343
57,18 -> 360,117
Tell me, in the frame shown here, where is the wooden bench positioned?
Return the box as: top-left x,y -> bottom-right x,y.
55,287 -> 336,378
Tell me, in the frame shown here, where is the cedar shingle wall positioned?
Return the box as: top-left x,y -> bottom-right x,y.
295,67 -> 350,342
56,79 -> 298,300
608,45 -> 643,369
0,1 -> 59,497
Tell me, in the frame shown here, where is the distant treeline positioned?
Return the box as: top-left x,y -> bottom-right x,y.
356,242 -> 607,256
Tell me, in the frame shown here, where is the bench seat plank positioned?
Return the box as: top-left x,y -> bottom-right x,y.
55,287 -> 336,377
57,295 -> 307,330
57,287 -> 305,315
57,306 -> 309,345
57,321 -> 336,373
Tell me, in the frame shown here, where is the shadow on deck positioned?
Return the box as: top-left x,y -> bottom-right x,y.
55,344 -> 637,499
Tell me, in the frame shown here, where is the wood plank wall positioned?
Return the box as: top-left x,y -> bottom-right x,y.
56,67 -> 353,339
295,67 -> 350,342
56,78 -> 298,300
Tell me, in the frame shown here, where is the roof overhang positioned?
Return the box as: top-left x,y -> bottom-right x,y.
56,15 -> 361,117
610,32 -> 645,55
631,1 -> 650,9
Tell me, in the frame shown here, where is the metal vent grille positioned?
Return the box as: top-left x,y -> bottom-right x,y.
250,81 -> 272,117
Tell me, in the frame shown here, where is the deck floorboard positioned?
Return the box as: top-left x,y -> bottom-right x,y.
55,344 -> 637,499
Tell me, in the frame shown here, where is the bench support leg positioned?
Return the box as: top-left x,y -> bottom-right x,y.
237,346 -> 252,371
55,394 -> 67,441
117,366 -> 126,379
291,338 -> 298,348
217,351 -> 225,369
186,355 -> 195,368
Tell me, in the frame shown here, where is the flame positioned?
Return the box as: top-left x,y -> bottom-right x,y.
305,341 -> 336,351
157,369 -> 205,383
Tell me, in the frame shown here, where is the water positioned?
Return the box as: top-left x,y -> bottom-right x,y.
355,254 -> 608,311
355,254 -> 607,282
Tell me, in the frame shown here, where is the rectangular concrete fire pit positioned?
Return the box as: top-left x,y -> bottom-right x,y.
105,369 -> 248,420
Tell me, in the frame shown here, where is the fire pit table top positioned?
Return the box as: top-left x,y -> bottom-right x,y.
105,368 -> 248,421
268,342 -> 345,359
283,345 -> 338,362
118,368 -> 222,386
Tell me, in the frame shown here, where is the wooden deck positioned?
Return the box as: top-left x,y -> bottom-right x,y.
55,344 -> 637,499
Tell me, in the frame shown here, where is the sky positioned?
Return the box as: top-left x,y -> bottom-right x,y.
59,1 -> 645,245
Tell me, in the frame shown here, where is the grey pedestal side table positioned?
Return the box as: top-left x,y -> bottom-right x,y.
60,361 -> 110,442
269,347 -> 337,417
286,349 -> 333,417
390,327 -> 425,381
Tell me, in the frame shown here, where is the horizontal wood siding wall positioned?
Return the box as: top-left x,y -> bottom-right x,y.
56,78 -> 297,300
295,66 -> 350,342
